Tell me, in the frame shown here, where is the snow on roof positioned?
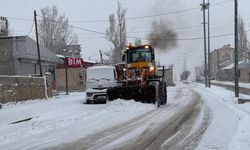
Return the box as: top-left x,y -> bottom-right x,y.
84,60 -> 97,64
238,61 -> 250,70
222,61 -> 245,70
56,54 -> 65,58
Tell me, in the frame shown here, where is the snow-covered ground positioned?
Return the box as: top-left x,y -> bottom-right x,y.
1,82 -> 250,150
0,93 -> 156,150
193,82 -> 250,150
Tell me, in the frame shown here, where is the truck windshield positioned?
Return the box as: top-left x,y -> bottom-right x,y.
127,48 -> 152,63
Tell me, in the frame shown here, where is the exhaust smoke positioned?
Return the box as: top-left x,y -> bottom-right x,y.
148,19 -> 178,51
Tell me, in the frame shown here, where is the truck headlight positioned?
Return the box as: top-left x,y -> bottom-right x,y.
150,66 -> 154,72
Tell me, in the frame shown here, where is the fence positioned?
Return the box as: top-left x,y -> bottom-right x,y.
0,74 -> 52,104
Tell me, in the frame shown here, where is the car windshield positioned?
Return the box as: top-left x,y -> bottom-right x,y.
87,67 -> 115,81
127,48 -> 152,63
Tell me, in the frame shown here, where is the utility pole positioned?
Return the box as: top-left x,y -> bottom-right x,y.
184,54 -> 187,71
34,10 -> 42,77
201,0 -> 208,87
234,0 -> 239,97
119,22 -> 122,63
64,58 -> 69,95
217,50 -> 220,80
207,0 -> 211,87
99,50 -> 103,64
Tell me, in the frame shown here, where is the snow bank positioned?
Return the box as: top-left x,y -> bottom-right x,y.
194,83 -> 250,150
106,99 -> 156,112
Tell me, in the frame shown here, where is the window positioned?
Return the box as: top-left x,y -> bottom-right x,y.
127,48 -> 152,63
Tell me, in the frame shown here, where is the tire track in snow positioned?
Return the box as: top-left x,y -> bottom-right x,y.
160,91 -> 211,150
47,83 -> 200,150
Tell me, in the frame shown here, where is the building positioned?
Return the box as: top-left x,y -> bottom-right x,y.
0,36 -> 61,76
195,64 -> 204,81
221,61 -> 250,82
60,44 -> 82,58
210,44 -> 234,80
239,61 -> 250,82
56,58 -> 97,91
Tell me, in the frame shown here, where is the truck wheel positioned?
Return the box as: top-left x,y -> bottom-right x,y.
86,100 -> 91,104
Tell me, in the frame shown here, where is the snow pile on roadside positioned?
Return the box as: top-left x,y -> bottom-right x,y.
106,99 -> 156,112
194,83 -> 250,150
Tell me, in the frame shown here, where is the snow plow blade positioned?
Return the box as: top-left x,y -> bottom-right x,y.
106,85 -> 156,103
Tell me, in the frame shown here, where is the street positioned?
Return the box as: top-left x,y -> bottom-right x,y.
1,82 -> 250,150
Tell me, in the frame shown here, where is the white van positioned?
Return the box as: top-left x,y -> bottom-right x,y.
86,65 -> 117,104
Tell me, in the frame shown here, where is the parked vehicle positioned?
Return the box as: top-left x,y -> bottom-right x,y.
86,65 -> 117,104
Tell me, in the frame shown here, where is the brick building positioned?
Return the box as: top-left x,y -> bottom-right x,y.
210,44 -> 234,80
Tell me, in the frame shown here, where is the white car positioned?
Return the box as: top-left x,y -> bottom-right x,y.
86,65 -> 117,104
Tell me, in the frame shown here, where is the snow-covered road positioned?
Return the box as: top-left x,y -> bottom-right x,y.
1,82 -> 250,150
0,83 -> 201,150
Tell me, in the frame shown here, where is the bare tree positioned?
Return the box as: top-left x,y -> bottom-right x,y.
238,17 -> 249,61
106,2 -> 127,64
38,6 -> 78,54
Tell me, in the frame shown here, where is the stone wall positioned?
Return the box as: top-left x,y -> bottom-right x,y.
0,75 -> 52,104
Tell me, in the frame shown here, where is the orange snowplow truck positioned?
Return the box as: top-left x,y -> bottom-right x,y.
107,44 -> 167,106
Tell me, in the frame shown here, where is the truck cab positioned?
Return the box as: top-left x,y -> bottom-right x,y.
86,65 -> 117,104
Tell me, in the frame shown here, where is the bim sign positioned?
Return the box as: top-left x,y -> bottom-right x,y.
66,58 -> 84,68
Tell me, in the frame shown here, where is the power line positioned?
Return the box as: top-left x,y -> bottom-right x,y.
7,17 -> 33,21
70,25 -> 106,35
10,14 -> 245,41
7,0 -> 232,23
13,18 -> 240,37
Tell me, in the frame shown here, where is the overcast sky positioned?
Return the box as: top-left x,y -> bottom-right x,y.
1,0 -> 250,79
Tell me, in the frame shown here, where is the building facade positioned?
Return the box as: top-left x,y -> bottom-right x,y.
0,36 -> 61,76
210,44 -> 234,80
60,44 -> 82,58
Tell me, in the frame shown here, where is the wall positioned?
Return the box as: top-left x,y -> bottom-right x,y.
0,75 -> 52,104
56,68 -> 86,91
210,45 -> 234,80
0,36 -> 61,76
0,38 -> 15,75
240,70 -> 250,83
